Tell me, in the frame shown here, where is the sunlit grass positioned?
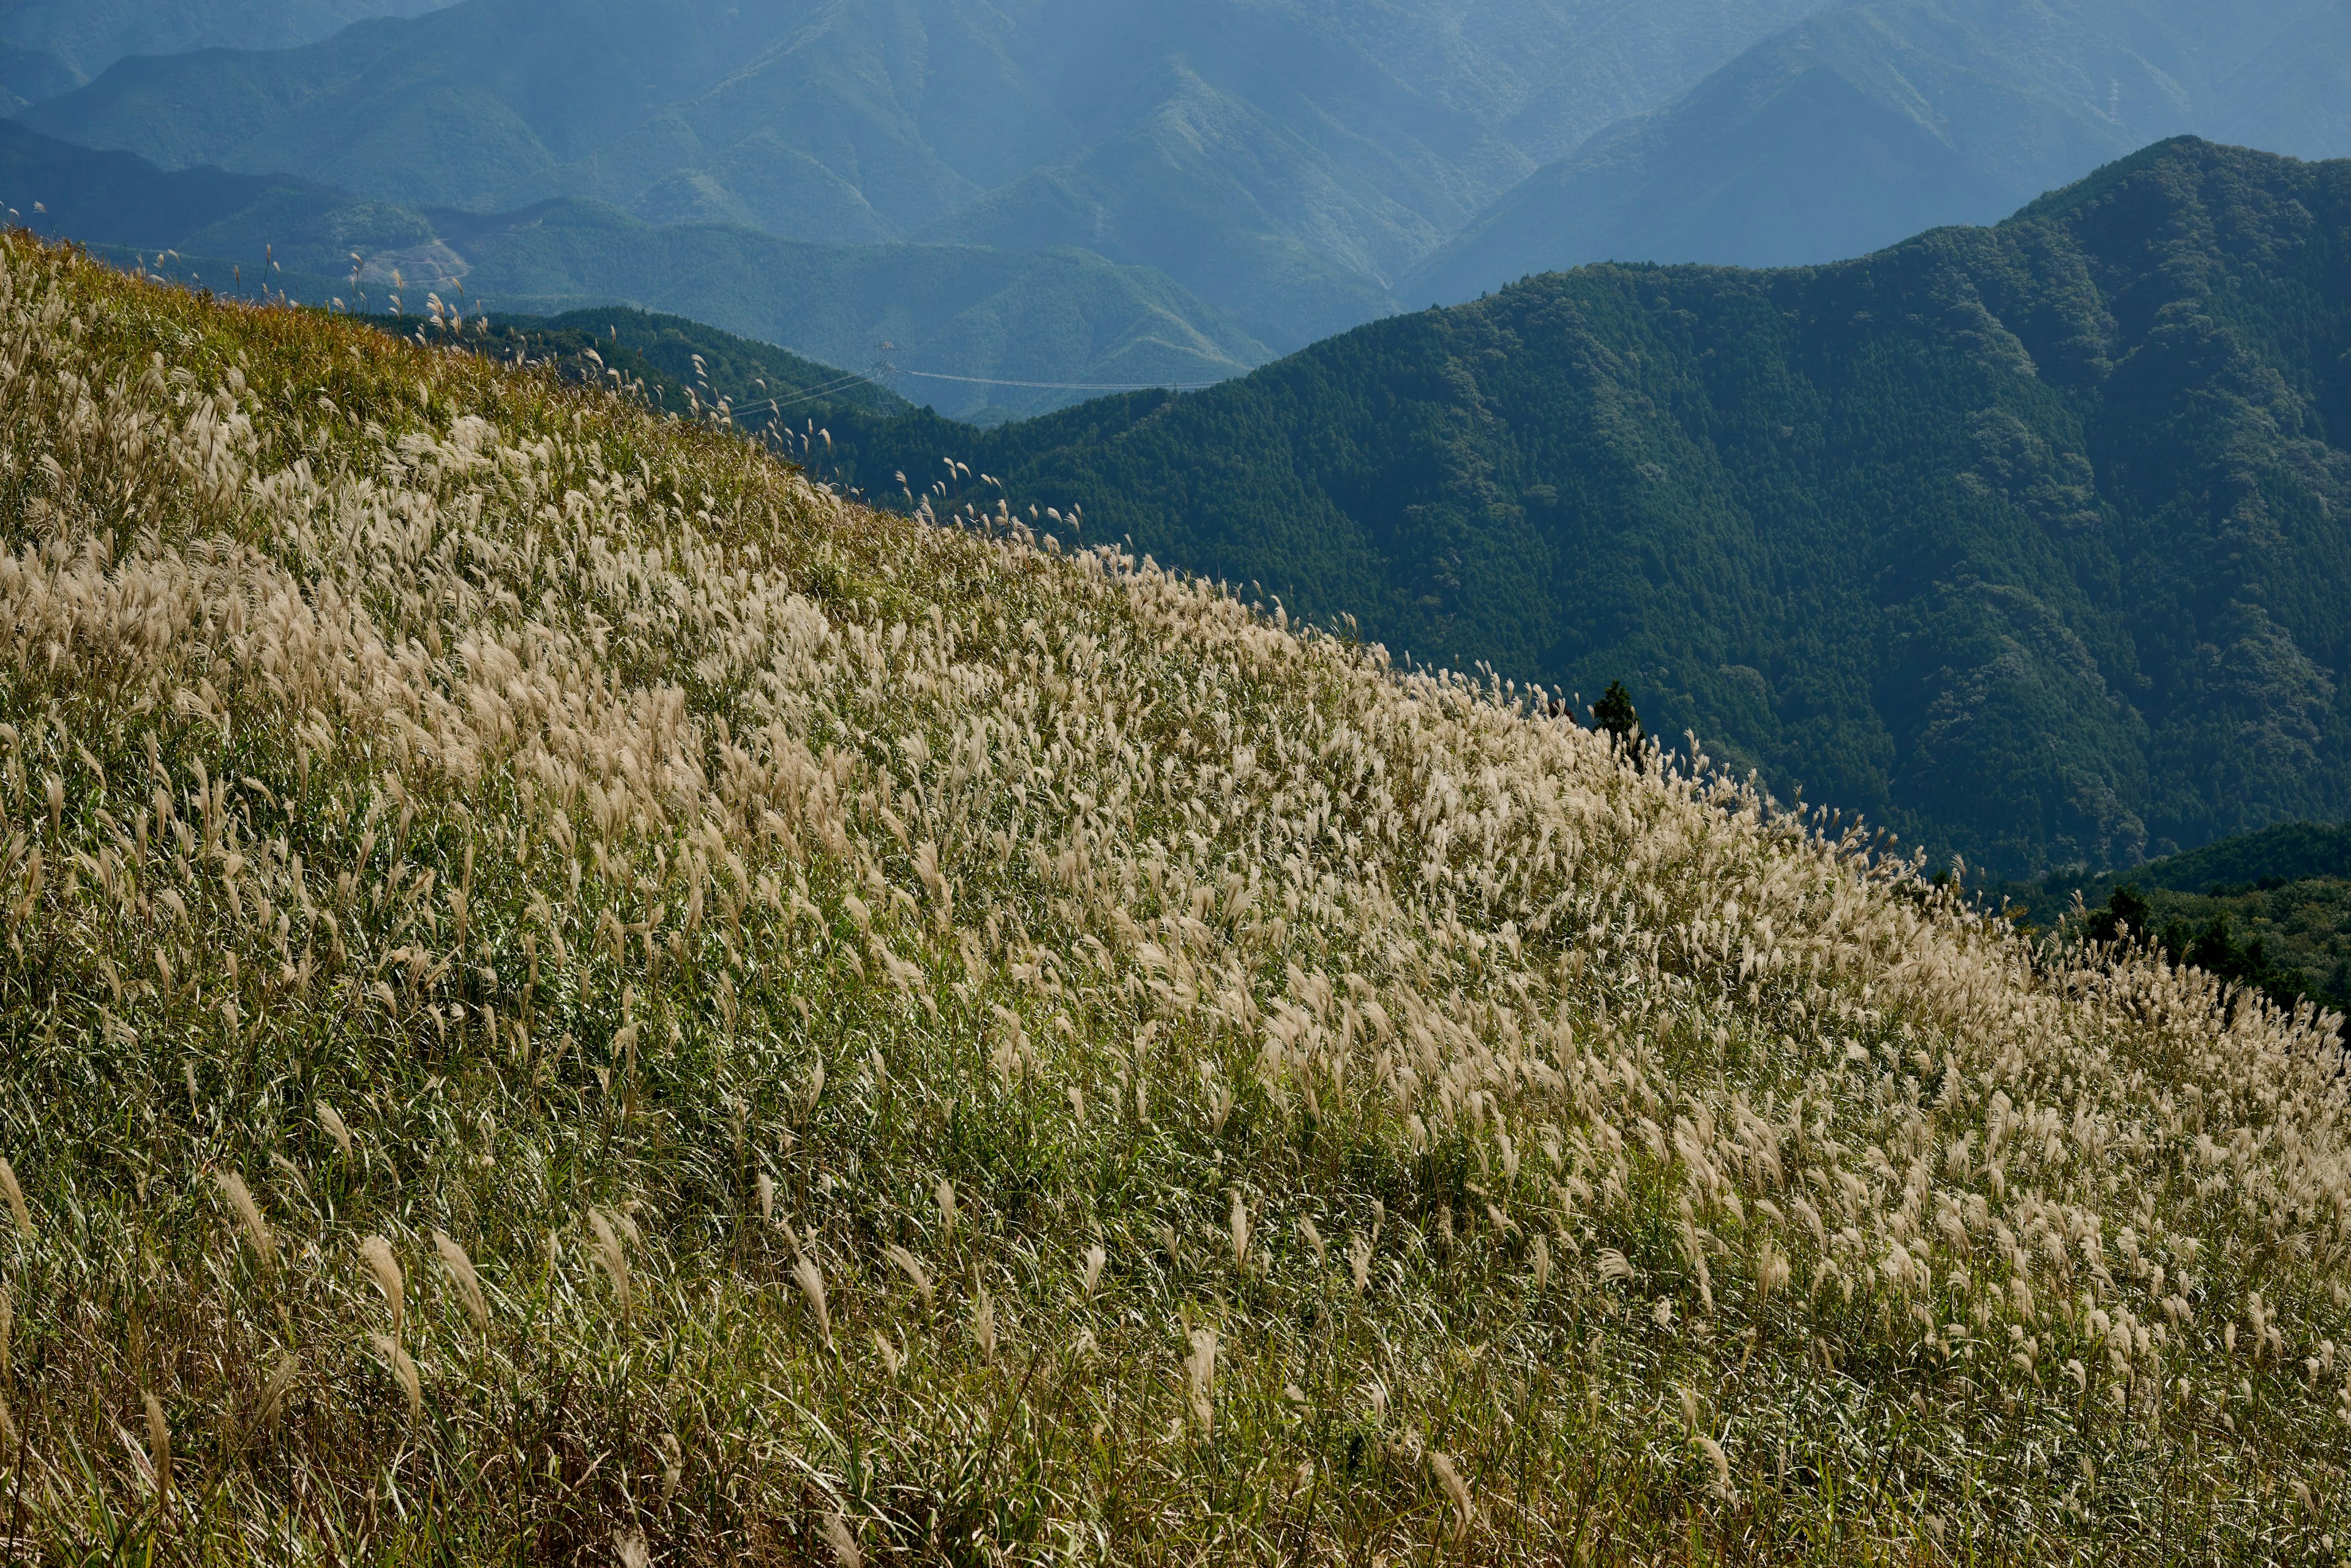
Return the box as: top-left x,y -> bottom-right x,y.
0,236 -> 2342,1564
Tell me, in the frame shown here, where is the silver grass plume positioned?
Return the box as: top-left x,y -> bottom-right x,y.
433,1229 -> 489,1332
0,1157 -> 29,1237
360,1235 -> 405,1332
215,1171 -> 275,1270
792,1255 -> 831,1346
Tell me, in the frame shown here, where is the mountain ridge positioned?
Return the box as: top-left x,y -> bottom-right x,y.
15,0 -> 1834,343
1411,0 -> 2351,301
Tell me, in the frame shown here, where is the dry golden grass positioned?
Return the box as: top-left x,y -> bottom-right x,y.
0,236 -> 2344,1563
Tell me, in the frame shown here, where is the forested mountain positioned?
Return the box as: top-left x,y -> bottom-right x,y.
2008,821 -> 2351,1014
800,139 -> 2351,877
0,119 -> 1262,419
1414,0 -> 2351,300
15,0 -> 1830,348
0,0 -> 449,110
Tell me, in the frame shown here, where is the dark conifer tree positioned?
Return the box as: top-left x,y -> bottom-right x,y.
1592,681 -> 1644,756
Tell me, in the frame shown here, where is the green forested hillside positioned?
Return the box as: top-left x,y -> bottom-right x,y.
2011,822 -> 2351,1014
804,138 -> 2351,878
369,306 -> 913,426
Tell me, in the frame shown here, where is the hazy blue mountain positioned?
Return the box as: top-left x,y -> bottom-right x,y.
429,201 -> 1270,421
0,0 -> 451,108
1412,0 -> 2351,302
0,118 -> 1263,420
18,0 -> 1831,347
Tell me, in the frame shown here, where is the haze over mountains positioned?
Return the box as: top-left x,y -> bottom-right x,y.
15,0 -> 1834,348
0,117 -> 1268,420
0,0 -> 452,108
1414,0 -> 2351,299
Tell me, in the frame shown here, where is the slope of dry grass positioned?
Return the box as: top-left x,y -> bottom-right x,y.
0,238 -> 2345,1563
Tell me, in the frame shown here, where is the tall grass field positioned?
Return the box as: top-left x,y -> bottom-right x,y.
0,237 -> 2345,1563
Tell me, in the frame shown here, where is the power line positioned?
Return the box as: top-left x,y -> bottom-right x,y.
894,368 -> 1228,392
756,372 -> 882,414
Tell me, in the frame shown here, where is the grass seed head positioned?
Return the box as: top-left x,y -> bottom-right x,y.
0,1157 -> 28,1239
432,1229 -> 489,1332
1186,1327 -> 1217,1435
372,1334 -> 422,1423
144,1392 -> 171,1515
1430,1450 -> 1472,1542
588,1210 -> 632,1318
315,1101 -> 353,1159
792,1255 -> 831,1346
884,1244 -> 933,1310
250,1352 -> 300,1437
820,1511 -> 863,1568
360,1235 -> 405,1332
1299,1216 -> 1327,1271
215,1171 -> 275,1270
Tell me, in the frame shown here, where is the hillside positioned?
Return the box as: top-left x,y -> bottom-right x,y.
1411,0 -> 2351,299
0,119 -> 1264,421
816,138 -> 2351,879
2008,823 -> 2351,1014
369,306 -> 916,429
13,0 -> 1832,349
6,228 -> 2351,1562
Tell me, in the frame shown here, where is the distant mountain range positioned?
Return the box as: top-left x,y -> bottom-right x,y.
0,119 -> 1264,420
11,0 -> 1833,348
1411,0 -> 2351,300
27,0 -> 2351,339
789,139 -> 2351,879
0,0 -> 451,109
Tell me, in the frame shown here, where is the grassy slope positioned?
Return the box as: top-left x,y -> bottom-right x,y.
1,240 -> 2349,1563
